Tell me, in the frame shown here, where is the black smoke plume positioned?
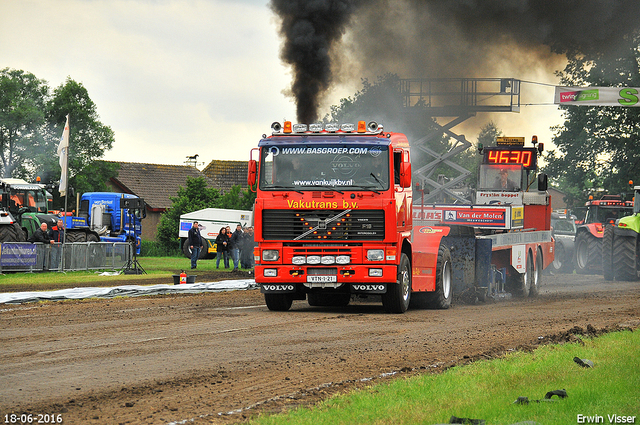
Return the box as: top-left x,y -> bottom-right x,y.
272,0 -> 640,121
270,0 -> 362,123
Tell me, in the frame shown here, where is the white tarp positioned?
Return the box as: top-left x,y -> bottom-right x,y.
554,86 -> 640,106
0,279 -> 258,304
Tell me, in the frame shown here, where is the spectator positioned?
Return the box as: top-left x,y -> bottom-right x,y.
187,221 -> 204,270
228,224 -> 243,271
241,226 -> 256,268
50,219 -> 65,270
29,222 -> 54,244
51,219 -> 65,243
214,227 -> 230,269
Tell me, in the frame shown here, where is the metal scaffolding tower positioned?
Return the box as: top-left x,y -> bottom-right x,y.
400,78 -> 521,204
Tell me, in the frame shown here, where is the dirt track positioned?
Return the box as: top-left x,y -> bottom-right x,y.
1,273 -> 638,424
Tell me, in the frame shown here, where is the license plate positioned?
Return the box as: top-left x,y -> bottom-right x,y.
307,275 -> 337,283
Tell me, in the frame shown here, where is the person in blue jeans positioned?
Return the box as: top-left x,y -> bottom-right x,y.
187,221 -> 204,269
228,224 -> 243,271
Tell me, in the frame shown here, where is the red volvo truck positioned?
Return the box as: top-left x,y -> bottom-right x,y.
248,122 -> 553,313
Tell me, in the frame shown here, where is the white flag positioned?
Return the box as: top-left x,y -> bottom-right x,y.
58,115 -> 70,197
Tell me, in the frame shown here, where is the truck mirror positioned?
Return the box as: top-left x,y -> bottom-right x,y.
537,173 -> 548,191
248,159 -> 257,188
400,162 -> 412,188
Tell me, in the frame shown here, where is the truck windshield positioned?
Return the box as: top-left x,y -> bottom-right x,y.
478,164 -> 523,191
259,144 -> 390,191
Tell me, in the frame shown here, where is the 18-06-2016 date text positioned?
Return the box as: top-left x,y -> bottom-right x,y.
4,414 -> 63,424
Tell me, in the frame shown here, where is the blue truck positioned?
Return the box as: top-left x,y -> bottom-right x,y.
64,192 -> 145,253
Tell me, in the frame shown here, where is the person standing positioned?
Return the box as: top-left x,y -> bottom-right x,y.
214,227 -> 230,269
241,226 -> 255,269
50,219 -> 65,270
188,221 -> 204,270
30,222 -> 54,244
228,224 -> 243,271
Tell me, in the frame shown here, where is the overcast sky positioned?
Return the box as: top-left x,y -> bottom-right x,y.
1,0 -> 564,169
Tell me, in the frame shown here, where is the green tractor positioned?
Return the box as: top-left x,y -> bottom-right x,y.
603,185 -> 640,281
0,178 -> 53,242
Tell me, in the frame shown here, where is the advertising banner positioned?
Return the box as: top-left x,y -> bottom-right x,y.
554,86 -> 640,107
413,205 -> 522,229
0,243 -> 37,267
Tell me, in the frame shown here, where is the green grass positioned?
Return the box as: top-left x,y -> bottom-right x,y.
251,329 -> 639,425
0,256 -> 248,288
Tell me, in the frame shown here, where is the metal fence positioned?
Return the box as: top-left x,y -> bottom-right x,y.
0,242 -> 133,273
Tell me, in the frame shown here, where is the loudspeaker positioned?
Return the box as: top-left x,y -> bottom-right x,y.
120,197 -> 145,209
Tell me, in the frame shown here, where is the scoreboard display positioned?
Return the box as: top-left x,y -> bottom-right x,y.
482,147 -> 537,171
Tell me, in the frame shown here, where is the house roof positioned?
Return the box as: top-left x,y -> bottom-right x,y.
107,162 -> 213,210
202,160 -> 247,193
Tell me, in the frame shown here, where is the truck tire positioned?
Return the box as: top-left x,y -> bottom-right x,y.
613,234 -> 639,281
425,245 -> 452,309
382,253 -> 411,314
574,231 -> 601,274
264,293 -> 293,311
307,292 -> 350,307
530,248 -> 543,297
602,225 -> 614,281
182,237 -> 207,259
0,223 -> 27,242
87,233 -> 100,242
66,230 -> 86,242
507,252 -> 531,297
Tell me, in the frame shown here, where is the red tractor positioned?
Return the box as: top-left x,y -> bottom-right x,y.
574,194 -> 633,274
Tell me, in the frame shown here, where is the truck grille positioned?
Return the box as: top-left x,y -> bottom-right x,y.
262,210 -> 385,241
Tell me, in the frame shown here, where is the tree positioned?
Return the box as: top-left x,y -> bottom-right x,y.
156,177 -> 222,251
0,68 -> 49,178
543,34 -> 640,208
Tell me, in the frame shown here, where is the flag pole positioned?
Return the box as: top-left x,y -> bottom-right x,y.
58,114 -> 70,272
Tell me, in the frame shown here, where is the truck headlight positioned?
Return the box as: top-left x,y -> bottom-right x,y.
262,250 -> 280,261
336,255 -> 350,264
264,269 -> 277,277
292,256 -> 306,265
321,256 -> 335,264
307,255 -> 321,264
369,268 -> 383,277
367,249 -> 384,261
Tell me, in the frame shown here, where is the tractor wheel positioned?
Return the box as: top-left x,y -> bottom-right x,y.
574,231 -> 602,274
66,230 -> 86,243
613,235 -> 639,281
264,293 -> 293,311
87,233 -> 100,242
602,225 -> 615,281
530,248 -> 543,297
0,223 -> 27,242
382,253 -> 412,314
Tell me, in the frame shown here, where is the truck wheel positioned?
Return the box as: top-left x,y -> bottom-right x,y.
507,252 -> 531,297
530,248 -> 543,297
0,223 -> 27,242
549,242 -> 573,273
574,232 -> 601,274
308,292 -> 350,307
264,293 -> 293,311
602,225 -> 614,281
426,245 -> 452,309
613,235 -> 639,281
87,233 -> 99,242
382,253 -> 411,314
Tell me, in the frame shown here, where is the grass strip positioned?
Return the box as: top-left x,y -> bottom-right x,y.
251,328 -> 639,425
